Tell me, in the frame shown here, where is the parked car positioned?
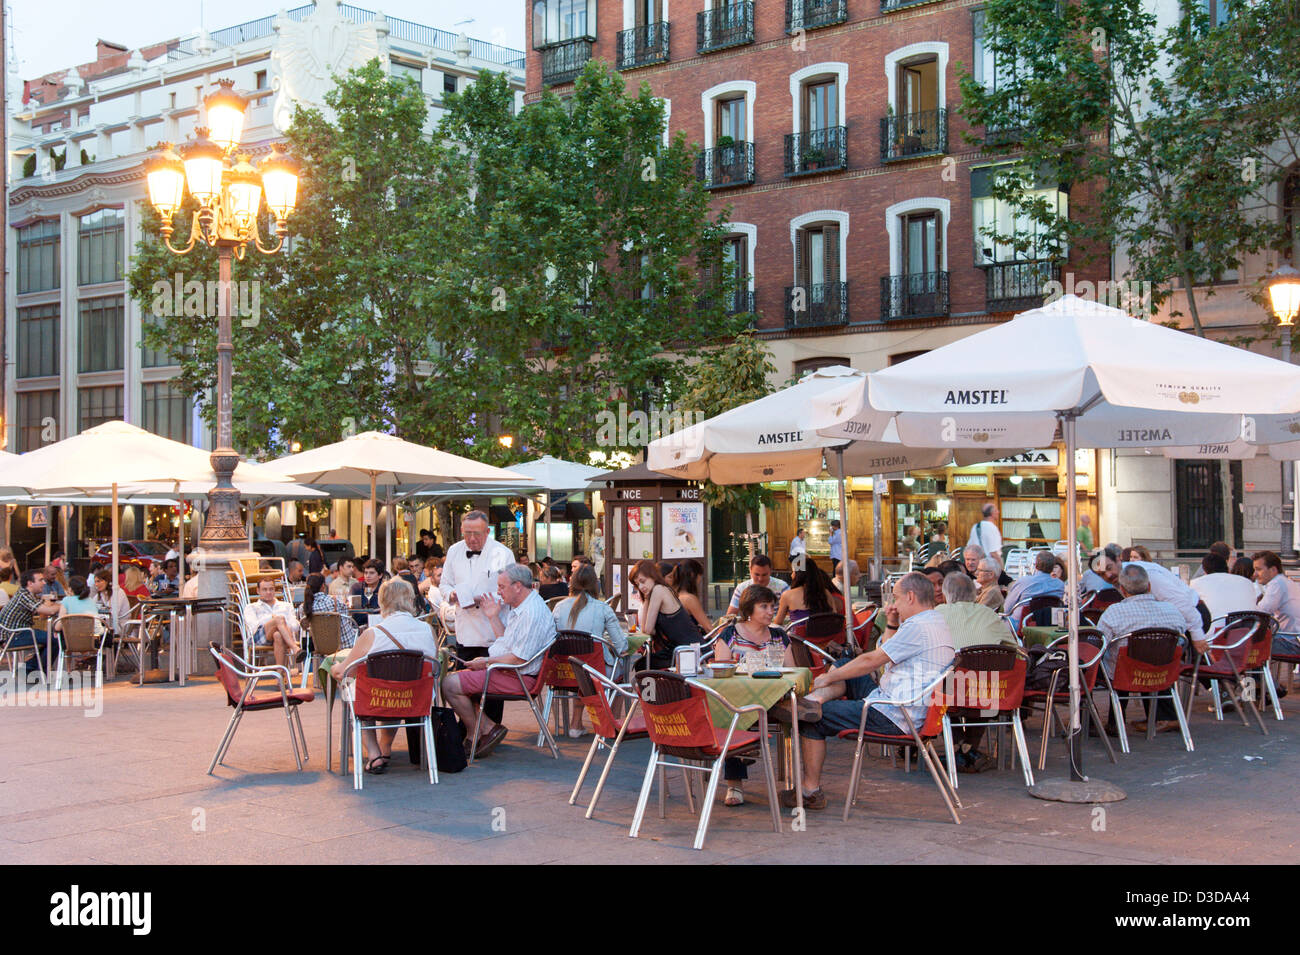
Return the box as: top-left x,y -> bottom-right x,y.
89,539 -> 170,572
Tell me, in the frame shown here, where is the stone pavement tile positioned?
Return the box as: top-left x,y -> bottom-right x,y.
0,827 -> 153,865
253,825 -> 462,865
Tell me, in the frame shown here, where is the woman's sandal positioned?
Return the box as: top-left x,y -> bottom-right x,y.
724,786 -> 745,807
365,755 -> 390,775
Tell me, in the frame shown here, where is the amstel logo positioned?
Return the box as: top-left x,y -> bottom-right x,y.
972,432 -> 991,443
1178,391 -> 1200,405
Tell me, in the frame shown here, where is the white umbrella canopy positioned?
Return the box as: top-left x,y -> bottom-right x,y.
810,294 -> 1300,794
268,431 -> 532,564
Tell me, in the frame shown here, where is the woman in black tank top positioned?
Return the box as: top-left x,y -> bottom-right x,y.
632,559 -> 703,670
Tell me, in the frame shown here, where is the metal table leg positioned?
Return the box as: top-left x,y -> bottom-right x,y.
790,686 -> 803,816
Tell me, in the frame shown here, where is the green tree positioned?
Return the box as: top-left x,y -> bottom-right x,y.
957,0 -> 1299,336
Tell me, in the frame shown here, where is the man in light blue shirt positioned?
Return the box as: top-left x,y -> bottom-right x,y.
828,520 -> 843,563
1004,550 -> 1065,618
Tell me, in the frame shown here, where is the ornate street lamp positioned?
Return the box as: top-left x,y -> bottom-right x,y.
144,78 -> 300,552
1268,263 -> 1300,559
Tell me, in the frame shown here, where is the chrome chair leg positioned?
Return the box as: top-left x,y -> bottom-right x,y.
628,746 -> 658,839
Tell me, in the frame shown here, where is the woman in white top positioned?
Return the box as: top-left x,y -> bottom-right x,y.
330,578 -> 439,774
552,566 -> 628,738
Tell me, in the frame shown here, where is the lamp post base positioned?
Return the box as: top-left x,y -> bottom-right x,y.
1028,778 -> 1127,803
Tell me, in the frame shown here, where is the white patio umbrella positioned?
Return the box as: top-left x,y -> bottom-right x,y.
267,431 -> 532,567
811,295 -> 1300,799
647,365 -> 1046,641
495,455 -> 603,558
0,421 -> 295,673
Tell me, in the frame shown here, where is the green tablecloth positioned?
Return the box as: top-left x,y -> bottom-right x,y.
1020,626 -> 1067,648
697,668 -> 813,730
627,631 -> 650,653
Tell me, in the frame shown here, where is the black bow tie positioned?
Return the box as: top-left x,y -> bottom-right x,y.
466,550 -> 481,558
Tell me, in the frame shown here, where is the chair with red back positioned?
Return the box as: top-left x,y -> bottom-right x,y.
630,670 -> 780,851
1080,589 -> 1122,626
837,664 -> 961,825
788,635 -> 836,680
341,649 -> 438,790
534,630 -> 617,744
1183,612 -> 1272,734
1022,628 -> 1117,772
791,612 -> 847,651
466,636 -> 558,763
567,659 -> 646,818
1108,627 -> 1194,754
936,644 -> 1033,789
849,603 -> 877,652
207,642 -> 313,775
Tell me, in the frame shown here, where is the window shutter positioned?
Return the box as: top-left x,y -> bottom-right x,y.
823,224 -> 840,285
794,229 -> 807,287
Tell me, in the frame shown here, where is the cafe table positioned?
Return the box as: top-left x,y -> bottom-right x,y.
697,666 -> 813,814
1020,625 -> 1068,648
134,596 -> 222,686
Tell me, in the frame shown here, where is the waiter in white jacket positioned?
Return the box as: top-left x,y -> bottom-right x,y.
440,509 -> 515,723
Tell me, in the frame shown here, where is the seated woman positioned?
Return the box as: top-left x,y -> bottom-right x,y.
633,559 -> 700,671
121,565 -> 151,605
774,562 -> 844,629
302,572 -> 359,651
56,576 -> 107,663
669,559 -> 712,635
711,585 -> 794,807
975,558 -> 1005,612
538,564 -> 569,600
330,578 -> 438,775
552,565 -> 628,738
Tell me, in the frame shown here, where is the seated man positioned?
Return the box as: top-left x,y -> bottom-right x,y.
1256,551 -> 1300,657
1094,554 -> 1206,646
936,572 -> 1016,773
778,572 -> 954,810
830,559 -> 860,595
41,564 -> 67,600
350,559 -> 385,628
727,554 -> 789,615
442,564 -> 557,758
1190,553 -> 1259,628
1003,550 -> 1065,623
241,577 -> 302,670
0,570 -> 62,679
961,546 -> 985,578
1095,564 -> 1195,734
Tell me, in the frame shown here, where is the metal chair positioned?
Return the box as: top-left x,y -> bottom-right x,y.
0,622 -> 46,681
465,638 -> 559,763
207,642 -> 313,774
1108,628 -> 1194,753
1181,612 -> 1273,734
568,660 -> 646,818
787,634 -> 836,679
340,649 -> 438,790
937,645 -> 1034,789
629,670 -> 781,850
53,613 -> 106,689
535,630 -> 618,742
788,611 -> 846,650
838,664 -> 961,825
1021,628 -> 1117,771
303,610 -> 344,690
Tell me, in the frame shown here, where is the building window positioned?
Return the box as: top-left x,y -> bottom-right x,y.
787,221 -> 847,327
78,208 -> 125,286
972,9 -> 1028,139
1283,165 -> 1300,264
254,70 -> 268,90
882,199 -> 950,320
793,356 -> 849,376
16,390 -> 58,452
444,72 -> 458,96
971,164 -> 1068,264
78,295 -> 125,373
141,312 -> 190,368
17,220 -> 60,294
142,381 -> 192,443
532,0 -> 596,46
78,385 -> 123,433
1201,0 -> 1232,26
391,60 -> 423,87
17,304 -> 59,379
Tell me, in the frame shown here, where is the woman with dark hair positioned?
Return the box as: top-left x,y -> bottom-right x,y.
670,559 -> 712,634
305,538 -> 325,576
538,564 -> 569,600
774,562 -> 844,627
303,572 -> 359,649
1231,556 -> 1263,598
552,565 -> 628,737
633,559 -> 700,670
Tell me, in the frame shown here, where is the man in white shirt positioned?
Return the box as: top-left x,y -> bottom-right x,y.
241,577 -> 301,669
1095,555 -> 1206,645
1190,553 -> 1258,628
728,554 -> 789,613
440,510 -> 515,722
789,527 -> 807,572
1254,551 -> 1300,655
442,564 -> 558,758
966,503 -> 1002,562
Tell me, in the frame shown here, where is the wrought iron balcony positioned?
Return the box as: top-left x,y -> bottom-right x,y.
786,0 -> 847,33
783,126 -> 847,176
697,2 -> 754,52
984,97 -> 1030,146
699,287 -> 756,317
880,272 -> 950,321
983,260 -> 1060,313
881,0 -> 934,10
616,23 -> 670,70
880,108 -> 947,162
784,282 -> 849,328
696,142 -> 755,189
540,38 -> 594,85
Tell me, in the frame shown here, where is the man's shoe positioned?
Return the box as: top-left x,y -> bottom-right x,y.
780,788 -> 827,810
472,724 -> 508,759
958,751 -> 996,774
770,696 -> 822,724
1132,721 -> 1148,734
1156,720 -> 1182,734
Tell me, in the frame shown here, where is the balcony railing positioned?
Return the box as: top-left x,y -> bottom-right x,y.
616,23 -> 671,70
783,126 -> 847,176
880,108 -> 947,161
699,287 -> 756,317
698,2 -> 754,52
880,272 -> 950,321
540,38 -> 594,85
881,0 -> 934,11
983,260 -> 1059,313
786,0 -> 848,32
785,282 -> 849,328
696,142 -> 755,189
984,97 -> 1030,146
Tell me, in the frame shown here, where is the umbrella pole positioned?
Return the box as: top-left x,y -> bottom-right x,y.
835,449 -> 854,651
246,507 -> 253,549
111,481 -> 119,602
546,491 -> 553,559
176,483 -> 185,592
872,472 -> 883,581
44,518 -> 51,567
386,489 -> 393,569
1029,414 -> 1125,804
369,473 -> 377,561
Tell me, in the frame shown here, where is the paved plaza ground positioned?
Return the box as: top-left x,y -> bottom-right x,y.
0,672 -> 1295,865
